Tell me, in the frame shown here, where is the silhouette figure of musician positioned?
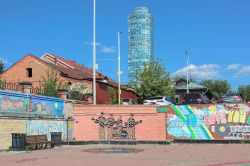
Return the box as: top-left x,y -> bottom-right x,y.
91,112 -> 106,139
92,113 -> 142,140
125,113 -> 142,140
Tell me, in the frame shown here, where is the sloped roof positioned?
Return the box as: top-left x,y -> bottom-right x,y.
41,52 -> 120,87
41,52 -> 107,80
175,78 -> 207,90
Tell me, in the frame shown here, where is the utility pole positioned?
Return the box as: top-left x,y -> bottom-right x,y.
186,51 -> 189,94
92,0 -> 96,105
118,32 -> 121,105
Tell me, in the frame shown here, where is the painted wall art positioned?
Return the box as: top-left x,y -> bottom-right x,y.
166,104 -> 250,140
0,90 -> 64,117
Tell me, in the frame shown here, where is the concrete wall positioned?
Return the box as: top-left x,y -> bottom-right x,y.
73,105 -> 166,141
0,119 -> 26,149
166,104 -> 250,140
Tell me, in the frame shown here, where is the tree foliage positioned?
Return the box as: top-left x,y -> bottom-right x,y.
43,80 -> 58,97
200,80 -> 231,99
0,59 -> 5,74
238,85 -> 250,101
107,87 -> 118,104
134,60 -> 175,100
41,66 -> 62,97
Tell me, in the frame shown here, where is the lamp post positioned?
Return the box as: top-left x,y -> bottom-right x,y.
118,32 -> 121,105
186,51 -> 189,94
93,0 -> 96,105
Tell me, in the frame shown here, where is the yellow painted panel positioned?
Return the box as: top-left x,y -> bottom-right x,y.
0,119 -> 26,150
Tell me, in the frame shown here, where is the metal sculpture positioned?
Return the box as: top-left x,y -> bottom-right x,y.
106,114 -> 115,140
125,113 -> 142,140
92,113 -> 142,140
91,112 -> 106,139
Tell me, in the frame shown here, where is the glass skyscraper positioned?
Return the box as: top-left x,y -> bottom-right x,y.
128,7 -> 154,84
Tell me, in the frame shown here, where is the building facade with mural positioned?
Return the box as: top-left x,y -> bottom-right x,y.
0,89 -> 73,150
128,7 -> 154,84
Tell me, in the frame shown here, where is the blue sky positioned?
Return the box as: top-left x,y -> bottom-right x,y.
0,0 -> 250,90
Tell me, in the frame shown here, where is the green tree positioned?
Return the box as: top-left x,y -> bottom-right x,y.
44,80 -> 58,97
238,85 -> 250,101
41,66 -> 62,97
107,87 -> 118,104
134,60 -> 175,100
0,59 -> 5,74
200,80 -> 231,99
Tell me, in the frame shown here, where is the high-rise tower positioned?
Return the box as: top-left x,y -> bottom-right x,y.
128,7 -> 154,84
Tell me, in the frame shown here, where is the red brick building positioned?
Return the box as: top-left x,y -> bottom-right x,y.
0,52 -> 137,104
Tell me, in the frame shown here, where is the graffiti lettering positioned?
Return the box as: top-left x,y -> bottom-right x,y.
167,104 -> 250,140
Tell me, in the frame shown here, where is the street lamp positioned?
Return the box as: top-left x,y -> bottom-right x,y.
93,0 -> 96,105
118,32 -> 122,105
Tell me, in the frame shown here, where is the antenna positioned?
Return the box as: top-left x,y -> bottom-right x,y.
186,51 -> 189,94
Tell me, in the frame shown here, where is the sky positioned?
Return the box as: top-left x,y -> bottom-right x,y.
0,0 -> 250,90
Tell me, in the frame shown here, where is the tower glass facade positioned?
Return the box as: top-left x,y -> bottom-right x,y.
128,7 -> 154,84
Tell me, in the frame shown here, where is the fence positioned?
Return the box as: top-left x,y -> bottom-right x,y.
0,81 -> 45,95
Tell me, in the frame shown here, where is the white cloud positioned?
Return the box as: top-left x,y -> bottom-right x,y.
172,64 -> 220,80
236,65 -> 250,76
101,46 -> 115,53
226,64 -> 241,70
0,58 -> 7,64
84,41 -> 115,53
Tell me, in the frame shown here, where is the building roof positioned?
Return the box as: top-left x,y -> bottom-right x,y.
41,52 -> 106,80
175,78 -> 213,99
175,78 -> 207,90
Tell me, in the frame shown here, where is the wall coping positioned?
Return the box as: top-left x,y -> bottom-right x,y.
0,89 -> 63,102
72,104 -> 158,108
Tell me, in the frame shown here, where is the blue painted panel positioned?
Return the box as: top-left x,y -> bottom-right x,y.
26,120 -> 65,140
0,90 -> 64,117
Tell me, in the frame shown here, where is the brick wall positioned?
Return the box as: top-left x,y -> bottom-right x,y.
0,55 -> 48,87
73,105 -> 166,141
0,119 -> 26,150
0,54 -> 92,89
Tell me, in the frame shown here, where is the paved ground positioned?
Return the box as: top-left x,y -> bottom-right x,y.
0,144 -> 250,166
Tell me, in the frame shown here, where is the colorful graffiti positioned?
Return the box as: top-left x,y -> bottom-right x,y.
0,90 -> 64,117
26,120 -> 65,140
167,104 -> 250,140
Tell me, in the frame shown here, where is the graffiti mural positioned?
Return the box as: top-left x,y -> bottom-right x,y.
166,104 -> 250,140
31,95 -> 63,117
0,90 -> 64,117
26,120 -> 65,140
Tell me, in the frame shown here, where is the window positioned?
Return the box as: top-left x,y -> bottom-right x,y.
26,68 -> 32,77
